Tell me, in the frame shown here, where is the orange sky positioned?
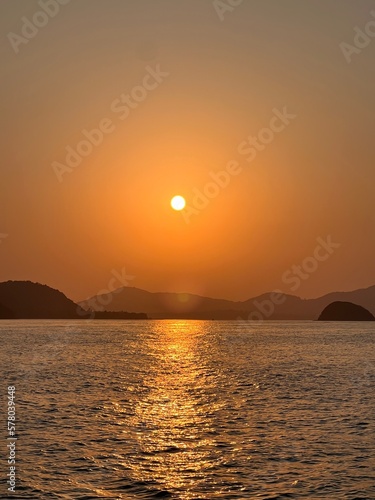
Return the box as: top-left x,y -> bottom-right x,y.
1,0 -> 374,302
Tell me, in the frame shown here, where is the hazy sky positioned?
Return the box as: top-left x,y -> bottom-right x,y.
1,0 -> 374,302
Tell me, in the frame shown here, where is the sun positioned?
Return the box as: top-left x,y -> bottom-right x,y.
171,195 -> 186,211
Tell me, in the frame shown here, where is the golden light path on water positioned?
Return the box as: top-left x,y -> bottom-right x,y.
111,321 -> 239,498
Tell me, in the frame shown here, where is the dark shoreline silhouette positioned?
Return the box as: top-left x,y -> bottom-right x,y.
1,280 -> 375,321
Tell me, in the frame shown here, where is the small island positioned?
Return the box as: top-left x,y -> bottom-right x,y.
318,301 -> 375,321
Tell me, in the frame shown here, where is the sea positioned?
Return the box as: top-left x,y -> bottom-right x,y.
1,320 -> 374,499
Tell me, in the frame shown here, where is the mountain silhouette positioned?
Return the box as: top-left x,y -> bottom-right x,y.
318,301 -> 375,321
0,281 -> 84,319
0,281 -> 147,319
80,284 -> 375,320
1,280 -> 375,320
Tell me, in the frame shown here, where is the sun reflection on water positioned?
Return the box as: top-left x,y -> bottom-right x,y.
120,321 -> 224,496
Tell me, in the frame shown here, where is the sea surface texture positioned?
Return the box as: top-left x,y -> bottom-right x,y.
1,320 -> 374,499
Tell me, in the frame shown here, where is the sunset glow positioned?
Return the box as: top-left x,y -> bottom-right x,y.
1,2 -> 375,499
171,195 -> 186,211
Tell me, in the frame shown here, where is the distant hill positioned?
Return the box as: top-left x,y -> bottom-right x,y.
80,287 -> 244,319
0,281 -> 147,319
80,285 -> 375,320
318,301 -> 375,321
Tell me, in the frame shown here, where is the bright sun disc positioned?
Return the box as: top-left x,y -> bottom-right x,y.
171,195 -> 186,211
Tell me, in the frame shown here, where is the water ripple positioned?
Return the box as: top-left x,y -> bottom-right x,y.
1,320 -> 374,499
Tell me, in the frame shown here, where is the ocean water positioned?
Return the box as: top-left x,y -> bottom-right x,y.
1,320 -> 374,499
